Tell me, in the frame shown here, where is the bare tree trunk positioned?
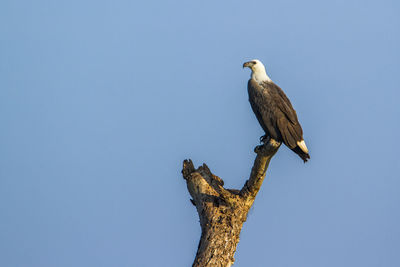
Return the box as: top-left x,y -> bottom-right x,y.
181,140 -> 281,267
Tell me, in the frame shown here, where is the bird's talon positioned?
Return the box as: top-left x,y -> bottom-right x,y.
260,135 -> 270,144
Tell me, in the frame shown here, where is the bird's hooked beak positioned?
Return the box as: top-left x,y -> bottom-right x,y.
243,61 -> 254,69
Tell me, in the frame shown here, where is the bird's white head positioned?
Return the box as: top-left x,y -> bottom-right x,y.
243,59 -> 271,82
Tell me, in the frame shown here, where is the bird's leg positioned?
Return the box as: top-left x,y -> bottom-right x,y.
260,135 -> 270,144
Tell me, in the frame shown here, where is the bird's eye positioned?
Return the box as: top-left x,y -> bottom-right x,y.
251,61 -> 257,64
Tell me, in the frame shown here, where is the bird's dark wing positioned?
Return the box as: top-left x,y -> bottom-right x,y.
263,81 -> 299,125
263,81 -> 304,148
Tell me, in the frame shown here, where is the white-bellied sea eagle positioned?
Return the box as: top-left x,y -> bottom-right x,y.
243,59 -> 310,162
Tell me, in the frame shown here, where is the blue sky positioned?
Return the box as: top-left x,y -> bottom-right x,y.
1,0 -> 399,266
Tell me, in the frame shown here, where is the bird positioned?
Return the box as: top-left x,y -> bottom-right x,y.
243,59 -> 310,162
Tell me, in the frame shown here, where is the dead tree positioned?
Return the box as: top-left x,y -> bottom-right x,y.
181,139 -> 281,267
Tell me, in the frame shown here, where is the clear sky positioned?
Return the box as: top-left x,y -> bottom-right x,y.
1,0 -> 399,266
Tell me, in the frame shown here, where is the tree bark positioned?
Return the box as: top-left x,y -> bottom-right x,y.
181,139 -> 281,267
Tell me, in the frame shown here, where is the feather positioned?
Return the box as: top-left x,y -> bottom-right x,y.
297,140 -> 309,154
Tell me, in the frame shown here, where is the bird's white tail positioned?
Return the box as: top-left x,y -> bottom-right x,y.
297,140 -> 309,154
